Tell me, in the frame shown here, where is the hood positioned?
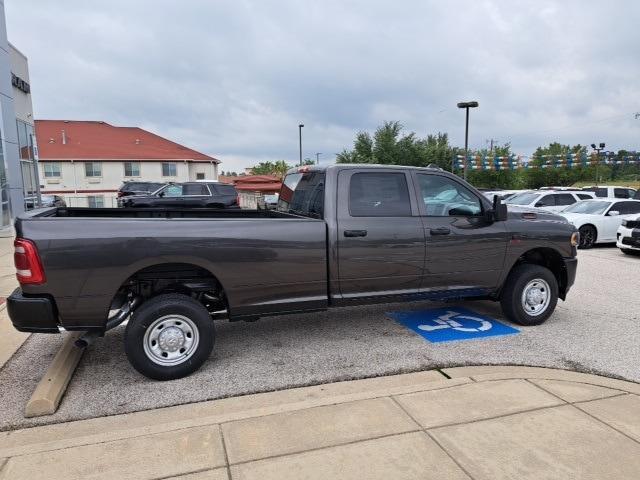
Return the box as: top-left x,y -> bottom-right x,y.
506,205 -> 569,223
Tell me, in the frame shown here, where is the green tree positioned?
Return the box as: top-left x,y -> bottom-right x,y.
337,121 -> 455,170
249,160 -> 293,178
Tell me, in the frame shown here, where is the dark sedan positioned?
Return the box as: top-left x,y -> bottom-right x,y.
122,181 -> 239,208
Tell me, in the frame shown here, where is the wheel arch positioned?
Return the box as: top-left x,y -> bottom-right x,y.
504,247 -> 569,300
106,261 -> 229,324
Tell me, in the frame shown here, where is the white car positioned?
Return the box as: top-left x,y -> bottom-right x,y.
505,190 -> 595,213
616,217 -> 640,255
559,199 -> 640,248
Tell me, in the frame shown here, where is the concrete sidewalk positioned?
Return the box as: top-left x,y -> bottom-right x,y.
1,366 -> 639,480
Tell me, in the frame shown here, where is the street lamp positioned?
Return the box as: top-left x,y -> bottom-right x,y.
457,101 -> 479,180
298,124 -> 304,166
591,142 -> 605,184
315,152 -> 322,165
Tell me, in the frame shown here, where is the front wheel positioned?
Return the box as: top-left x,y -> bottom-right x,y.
124,293 -> 215,380
500,264 -> 558,326
578,225 -> 596,249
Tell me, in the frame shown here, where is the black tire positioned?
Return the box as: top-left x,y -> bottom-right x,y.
125,293 -> 214,380
500,264 -> 558,326
578,225 -> 597,249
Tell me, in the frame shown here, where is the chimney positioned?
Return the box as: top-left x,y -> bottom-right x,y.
61,129 -> 67,145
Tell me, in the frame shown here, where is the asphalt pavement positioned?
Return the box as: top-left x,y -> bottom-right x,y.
0,246 -> 638,431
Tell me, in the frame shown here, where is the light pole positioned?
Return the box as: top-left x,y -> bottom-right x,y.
590,142 -> 605,184
457,101 -> 479,180
315,152 -> 322,164
298,124 -> 304,166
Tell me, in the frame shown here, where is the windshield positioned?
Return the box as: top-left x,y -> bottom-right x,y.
506,192 -> 540,205
562,200 -> 611,215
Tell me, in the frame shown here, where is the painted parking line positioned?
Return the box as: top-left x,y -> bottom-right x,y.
387,307 -> 519,343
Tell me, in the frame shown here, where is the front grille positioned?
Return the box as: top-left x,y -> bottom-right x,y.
621,237 -> 640,247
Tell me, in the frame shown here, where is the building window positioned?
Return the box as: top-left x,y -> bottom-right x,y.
196,172 -> 205,180
43,163 -> 61,178
85,162 -> 102,177
87,196 -> 105,208
124,162 -> 140,177
162,162 -> 177,177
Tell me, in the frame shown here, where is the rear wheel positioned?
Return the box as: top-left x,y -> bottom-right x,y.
578,225 -> 596,249
500,264 -> 558,326
124,293 -> 214,380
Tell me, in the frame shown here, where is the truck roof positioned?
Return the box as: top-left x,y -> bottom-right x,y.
286,163 -> 447,175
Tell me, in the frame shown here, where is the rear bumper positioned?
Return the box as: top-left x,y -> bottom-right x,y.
564,257 -> 578,296
7,288 -> 59,333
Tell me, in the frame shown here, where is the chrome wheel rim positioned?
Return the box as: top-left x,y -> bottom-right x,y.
143,314 -> 199,366
521,278 -> 551,317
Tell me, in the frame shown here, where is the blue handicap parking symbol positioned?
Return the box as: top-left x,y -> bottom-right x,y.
387,307 -> 519,343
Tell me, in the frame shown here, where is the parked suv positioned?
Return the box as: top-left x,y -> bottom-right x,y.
582,186 -> 637,199
505,190 -> 595,212
117,181 -> 166,207
122,182 -> 239,208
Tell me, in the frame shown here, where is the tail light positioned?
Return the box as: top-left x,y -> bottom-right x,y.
14,238 -> 46,285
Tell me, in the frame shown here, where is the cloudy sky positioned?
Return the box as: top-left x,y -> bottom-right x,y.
6,1 -> 640,171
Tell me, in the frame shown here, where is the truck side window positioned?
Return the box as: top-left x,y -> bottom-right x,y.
417,174 -> 482,216
349,173 -> 411,217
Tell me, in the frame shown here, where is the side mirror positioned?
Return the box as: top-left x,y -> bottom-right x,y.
491,195 -> 508,222
608,210 -> 619,216
158,192 -> 165,198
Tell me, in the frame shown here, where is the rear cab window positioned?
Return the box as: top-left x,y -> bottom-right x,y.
278,171 -> 325,218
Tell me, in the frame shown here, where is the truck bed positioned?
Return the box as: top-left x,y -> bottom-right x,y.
31,206 -> 297,220
16,207 -> 328,329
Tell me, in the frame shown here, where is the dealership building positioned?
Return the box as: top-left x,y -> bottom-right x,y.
0,1 -> 38,233
36,120 -> 220,207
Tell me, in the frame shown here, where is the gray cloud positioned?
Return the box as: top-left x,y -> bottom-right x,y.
7,0 -> 640,171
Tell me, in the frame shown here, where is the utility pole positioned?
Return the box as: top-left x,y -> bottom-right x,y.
591,142 -> 605,184
457,101 -> 479,180
315,152 -> 322,165
487,138 -> 497,154
298,124 -> 304,166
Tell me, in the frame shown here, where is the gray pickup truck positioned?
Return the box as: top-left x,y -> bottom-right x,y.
8,164 -> 579,380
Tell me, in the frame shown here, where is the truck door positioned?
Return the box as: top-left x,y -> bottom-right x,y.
336,169 -> 425,298
413,172 -> 508,293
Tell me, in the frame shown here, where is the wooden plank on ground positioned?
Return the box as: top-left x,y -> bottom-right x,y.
24,332 -> 86,418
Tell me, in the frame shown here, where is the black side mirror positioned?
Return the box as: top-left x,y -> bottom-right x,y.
491,195 -> 508,222
158,192 -> 165,198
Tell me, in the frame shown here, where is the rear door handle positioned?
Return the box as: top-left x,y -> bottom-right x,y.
430,227 -> 451,236
344,229 -> 368,237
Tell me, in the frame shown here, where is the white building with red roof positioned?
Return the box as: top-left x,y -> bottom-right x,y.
36,120 -> 220,207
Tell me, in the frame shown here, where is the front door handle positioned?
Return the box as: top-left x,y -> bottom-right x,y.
344,229 -> 368,237
430,227 -> 451,236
